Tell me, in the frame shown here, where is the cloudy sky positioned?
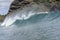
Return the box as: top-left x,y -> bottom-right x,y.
0,0 -> 14,15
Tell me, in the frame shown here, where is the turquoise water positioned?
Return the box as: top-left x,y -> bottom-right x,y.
0,12 -> 60,40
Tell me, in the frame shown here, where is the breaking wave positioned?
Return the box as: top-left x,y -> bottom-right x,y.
1,11 -> 49,27
1,3 -> 50,27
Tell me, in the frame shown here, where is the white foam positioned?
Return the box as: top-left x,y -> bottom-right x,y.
1,18 -> 16,27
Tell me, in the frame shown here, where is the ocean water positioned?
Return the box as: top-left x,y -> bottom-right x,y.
0,12 -> 60,40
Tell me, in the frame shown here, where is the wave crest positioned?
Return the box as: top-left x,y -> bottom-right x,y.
1,3 -> 49,27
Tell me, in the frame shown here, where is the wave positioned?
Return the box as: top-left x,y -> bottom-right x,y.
1,2 -> 60,27
1,3 -> 49,27
1,11 -> 49,27
13,11 -> 60,27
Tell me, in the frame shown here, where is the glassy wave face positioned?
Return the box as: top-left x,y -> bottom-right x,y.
0,12 -> 60,40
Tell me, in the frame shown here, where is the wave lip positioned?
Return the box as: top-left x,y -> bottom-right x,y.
1,11 -> 49,27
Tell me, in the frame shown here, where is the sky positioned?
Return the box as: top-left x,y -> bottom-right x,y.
0,0 -> 14,15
